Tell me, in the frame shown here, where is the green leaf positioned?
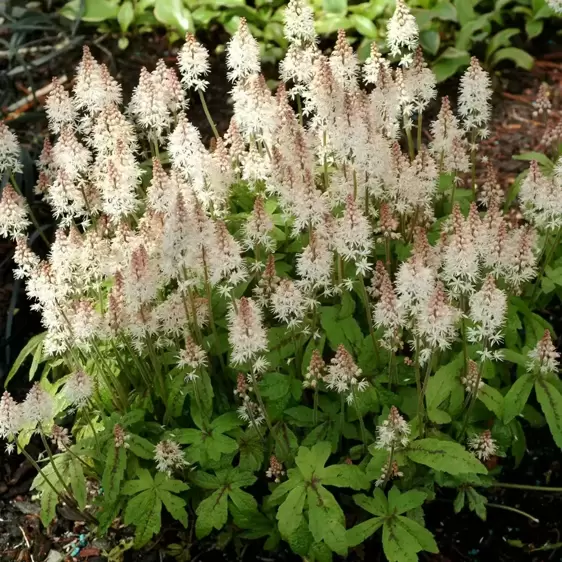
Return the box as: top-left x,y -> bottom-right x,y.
238,430 -> 264,472
432,48 -> 470,82
102,444 -> 127,505
117,0 -> 134,32
479,384 -> 504,418
196,489 -> 229,539
307,486 -> 347,556
502,349 -> 528,367
391,490 -> 427,515
277,483 -> 306,538
426,354 -> 463,410
503,373 -> 534,423
396,516 -> 439,554
485,28 -> 520,60
513,152 -> 554,169
154,0 -> 193,33
347,517 -> 384,547
5,332 -> 45,386
285,406 -> 317,426
349,14 -> 377,39
323,0 -> 347,14
466,487 -> 487,521
419,30 -> 440,55
406,439 -> 487,475
260,373 -> 291,401
535,379 -> 562,448
454,489 -> 466,513
320,464 -> 370,490
211,412 -> 244,433
59,0 -> 120,22
382,516 -> 420,562
228,487 -> 258,515
354,488 -> 388,516
40,486 -> 58,527
124,489 -> 161,548
490,48 -> 534,70
127,434 -> 155,460
158,489 -> 188,527
454,0 -> 475,25
69,457 -> 87,510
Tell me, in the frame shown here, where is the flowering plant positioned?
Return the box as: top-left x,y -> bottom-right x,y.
2,1 -> 562,560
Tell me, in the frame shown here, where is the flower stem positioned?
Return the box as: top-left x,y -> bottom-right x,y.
313,386 -> 319,425
39,429 -> 75,500
358,275 -> 379,364
198,90 -> 220,140
352,387 -> 368,452
10,174 -> 50,245
417,111 -> 423,153
16,438 -> 62,500
492,482 -> 562,493
487,502 -> 539,524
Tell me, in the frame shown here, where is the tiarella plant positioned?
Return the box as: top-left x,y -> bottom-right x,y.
1,1 -> 562,560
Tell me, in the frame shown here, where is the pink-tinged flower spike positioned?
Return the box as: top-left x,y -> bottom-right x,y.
415,281 -> 461,356
270,278 -> 307,328
64,370 -> 94,408
429,96 -> 469,174
22,383 -> 54,428
73,47 -> 121,114
243,196 -> 275,252
375,406 -> 411,451
333,195 -> 373,276
50,424 -> 71,450
329,30 -> 358,90
404,47 -> 436,113
0,122 -> 22,174
266,455 -> 285,483
0,185 -> 30,239
441,204 -> 480,295
177,336 -> 207,381
324,344 -> 368,404
461,360 -> 483,395
208,221 -> 246,287
0,392 -> 23,440
296,228 -> 334,292
227,297 -> 268,365
386,0 -> 419,66
504,225 -> 537,290
283,0 -> 316,45
373,266 -> 404,351
468,430 -> 497,461
528,330 -> 560,375
518,160 -> 561,231
467,275 -> 507,347
155,440 -> 189,476
458,58 -> 492,139
178,33 -> 210,91
303,349 -> 325,389
45,78 -> 76,134
51,126 -> 91,180
226,18 -> 260,83
13,237 -> 40,279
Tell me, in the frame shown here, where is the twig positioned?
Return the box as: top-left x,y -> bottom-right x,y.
18,526 -> 35,562
6,74 -> 68,113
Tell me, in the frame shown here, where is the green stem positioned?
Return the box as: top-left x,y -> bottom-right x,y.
405,126 -> 415,161
417,357 -> 433,436
358,276 -> 379,363
352,387 -> 368,452
492,482 -> 562,493
296,93 -> 304,127
313,386 -> 319,425
17,438 -> 63,500
10,174 -> 50,245
250,371 -> 288,458
339,394 -> 345,448
531,228 -> 562,305
198,90 -> 220,140
470,129 -> 477,200
417,111 -> 423,153
382,445 -> 395,487
487,502 -> 539,524
84,404 -> 101,453
39,429 -> 74,500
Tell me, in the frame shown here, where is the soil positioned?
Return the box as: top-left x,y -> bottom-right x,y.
2,3 -> 562,561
